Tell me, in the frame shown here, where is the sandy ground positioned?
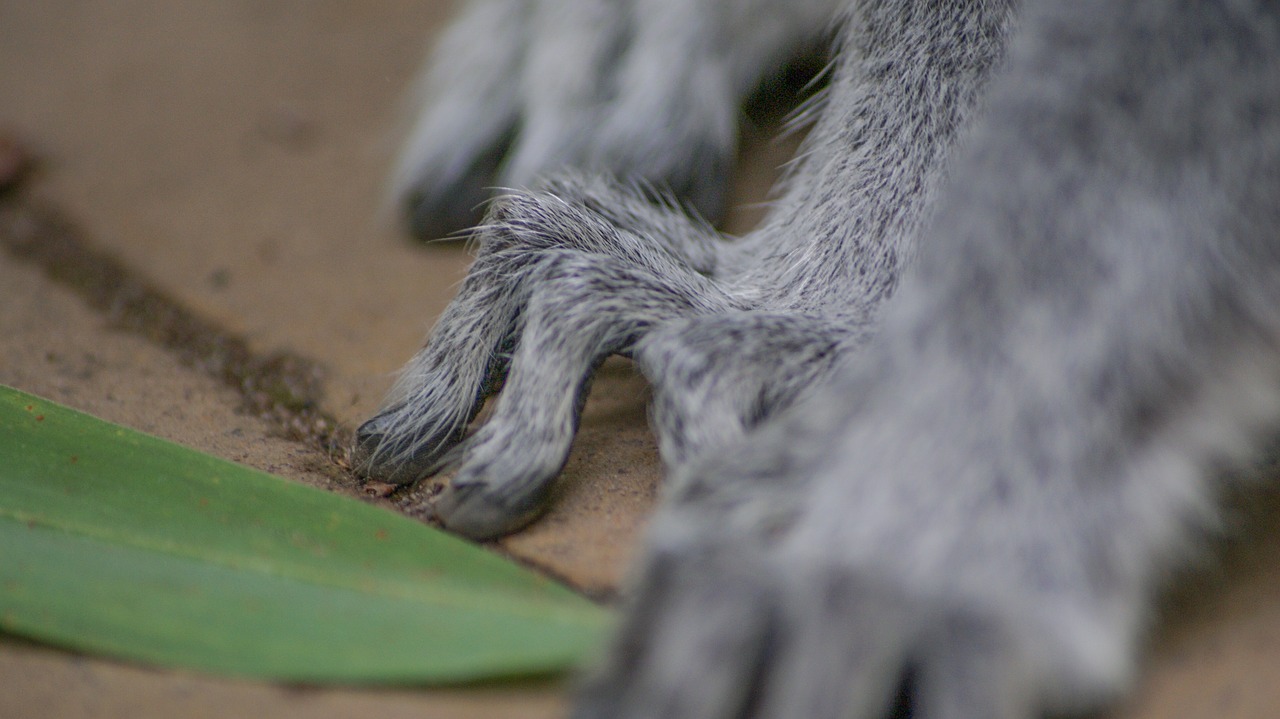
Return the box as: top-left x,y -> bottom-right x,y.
1,1 -> 1279,717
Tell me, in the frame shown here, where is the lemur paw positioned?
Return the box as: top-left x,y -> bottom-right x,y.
393,0 -> 740,239
575,543 -> 1130,719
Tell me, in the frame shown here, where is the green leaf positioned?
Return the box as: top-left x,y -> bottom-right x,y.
0,385 -> 609,684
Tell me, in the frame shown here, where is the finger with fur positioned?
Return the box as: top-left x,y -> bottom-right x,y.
394,0 -> 528,239
573,547 -> 778,719
352,254 -> 525,483
430,251 -> 732,539
637,311 -> 864,469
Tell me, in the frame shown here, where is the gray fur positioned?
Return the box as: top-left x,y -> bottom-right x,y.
392,0 -> 845,237
358,0 -> 1280,716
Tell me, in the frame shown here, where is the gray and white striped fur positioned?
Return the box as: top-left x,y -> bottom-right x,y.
357,0 -> 1280,716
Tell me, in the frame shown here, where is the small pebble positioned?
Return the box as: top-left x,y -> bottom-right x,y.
363,480 -> 398,498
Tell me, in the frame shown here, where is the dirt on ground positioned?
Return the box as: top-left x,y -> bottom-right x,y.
1,1 -> 1279,717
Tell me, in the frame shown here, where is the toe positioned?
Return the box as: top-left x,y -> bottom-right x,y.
432,480 -> 547,541
574,550 -> 779,719
350,407 -> 462,485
